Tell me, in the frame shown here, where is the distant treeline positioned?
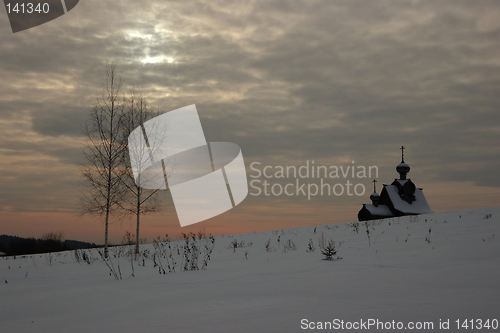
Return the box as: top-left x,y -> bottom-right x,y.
0,234 -> 99,256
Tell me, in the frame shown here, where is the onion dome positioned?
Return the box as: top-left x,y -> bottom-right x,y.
396,162 -> 410,176
370,191 -> 380,206
397,146 -> 410,180
370,179 -> 380,206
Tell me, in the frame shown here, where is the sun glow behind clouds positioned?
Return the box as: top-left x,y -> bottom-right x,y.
124,30 -> 176,64
141,55 -> 175,64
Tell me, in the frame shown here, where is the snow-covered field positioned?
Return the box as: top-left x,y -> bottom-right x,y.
1,207 -> 499,333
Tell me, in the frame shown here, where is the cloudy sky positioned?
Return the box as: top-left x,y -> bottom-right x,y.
1,0 -> 499,243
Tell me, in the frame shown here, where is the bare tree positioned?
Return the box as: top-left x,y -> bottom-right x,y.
41,231 -> 64,243
81,65 -> 127,258
120,91 -> 164,256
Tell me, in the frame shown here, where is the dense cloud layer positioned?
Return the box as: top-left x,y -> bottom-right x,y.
0,0 -> 499,220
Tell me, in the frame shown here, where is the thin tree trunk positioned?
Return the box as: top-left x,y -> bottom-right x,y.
105,168 -> 112,258
135,187 -> 141,256
104,207 -> 109,258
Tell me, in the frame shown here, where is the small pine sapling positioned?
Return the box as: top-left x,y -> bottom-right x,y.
320,240 -> 340,261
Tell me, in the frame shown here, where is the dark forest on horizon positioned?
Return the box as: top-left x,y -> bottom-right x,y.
0,234 -> 98,256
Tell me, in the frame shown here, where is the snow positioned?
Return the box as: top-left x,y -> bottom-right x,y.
363,203 -> 393,216
385,185 -> 433,214
1,207 -> 499,332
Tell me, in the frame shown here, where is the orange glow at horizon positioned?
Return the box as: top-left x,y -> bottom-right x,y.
1,180 -> 500,245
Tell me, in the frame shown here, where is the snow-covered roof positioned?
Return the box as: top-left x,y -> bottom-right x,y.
363,204 -> 393,217
384,185 -> 433,214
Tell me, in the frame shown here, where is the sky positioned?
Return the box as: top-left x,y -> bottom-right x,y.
1,0 -> 499,244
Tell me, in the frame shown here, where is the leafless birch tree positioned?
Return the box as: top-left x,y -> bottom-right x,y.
120,91 -> 164,255
81,65 -> 127,258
